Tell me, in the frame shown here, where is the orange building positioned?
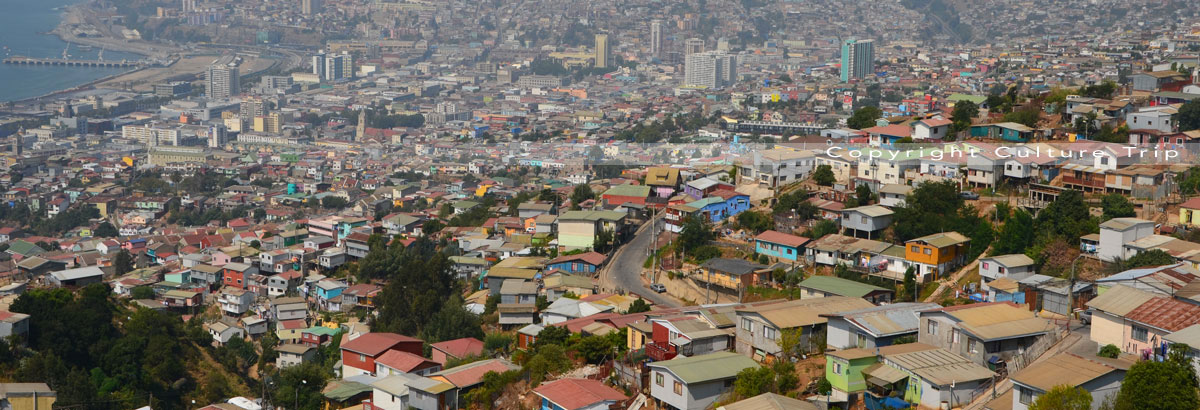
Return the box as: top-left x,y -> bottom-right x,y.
903,232 -> 970,281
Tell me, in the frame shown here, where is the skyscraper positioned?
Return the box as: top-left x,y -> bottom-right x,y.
840,38 -> 875,82
182,0 -> 195,13
684,38 -> 705,57
206,65 -> 240,99
650,20 -> 665,59
312,51 -> 326,79
684,51 -> 737,88
594,33 -> 611,68
301,0 -> 322,15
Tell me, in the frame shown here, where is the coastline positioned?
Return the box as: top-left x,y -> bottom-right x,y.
50,4 -> 155,58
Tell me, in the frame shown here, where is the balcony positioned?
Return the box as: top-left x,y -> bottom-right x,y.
645,342 -> 677,361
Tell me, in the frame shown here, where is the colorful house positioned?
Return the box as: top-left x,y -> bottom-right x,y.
600,184 -> 650,207
903,232 -> 970,280
1179,197 -> 1200,228
546,251 -> 607,274
754,230 -> 810,262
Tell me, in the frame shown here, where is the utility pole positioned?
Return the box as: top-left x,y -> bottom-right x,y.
1067,254 -> 1085,330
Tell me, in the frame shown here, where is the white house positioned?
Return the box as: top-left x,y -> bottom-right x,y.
647,352 -> 759,410
1097,217 -> 1154,262
979,254 -> 1036,285
1010,353 -> 1126,410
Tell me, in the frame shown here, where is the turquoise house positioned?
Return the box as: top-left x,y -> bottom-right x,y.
753,230 -> 810,262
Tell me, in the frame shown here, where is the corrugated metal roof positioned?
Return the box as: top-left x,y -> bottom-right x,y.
1086,285 -> 1156,316
797,276 -> 889,298
1124,297 -> 1200,332
717,392 -> 819,410
825,302 -> 942,337
942,303 -> 1053,341
1165,324 -> 1200,347
884,346 -> 995,386
738,296 -> 874,329
1011,353 -> 1122,392
647,351 -> 760,384
985,254 -> 1035,267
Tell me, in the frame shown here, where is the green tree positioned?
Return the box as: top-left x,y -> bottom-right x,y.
130,286 -> 155,299
274,362 -> 331,410
1030,385 -> 1092,410
1101,193 -> 1136,221
1036,190 -> 1096,245
1097,344 -> 1121,358
991,209 -> 1035,256
902,266 -> 917,302
805,219 -> 839,239
679,216 -> 716,257
733,366 -> 774,399
1114,359 -> 1199,410
114,249 -> 135,275
532,325 -> 571,348
594,228 -> 614,253
847,106 -> 883,129
812,165 -> 836,186
570,184 -> 595,206
419,295 -> 485,343
1121,249 -> 1176,270
736,211 -> 774,234
1179,99 -> 1200,132
950,101 -> 979,134
626,298 -> 651,314
93,222 -> 119,238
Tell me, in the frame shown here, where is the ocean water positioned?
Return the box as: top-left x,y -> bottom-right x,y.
0,0 -> 139,102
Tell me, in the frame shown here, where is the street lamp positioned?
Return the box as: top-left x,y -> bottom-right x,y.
295,380 -> 306,410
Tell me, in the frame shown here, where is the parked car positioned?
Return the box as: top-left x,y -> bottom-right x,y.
1079,309 -> 1092,325
650,283 -> 667,293
959,191 -> 980,200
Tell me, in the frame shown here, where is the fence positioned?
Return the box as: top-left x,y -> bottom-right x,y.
1004,326 -> 1069,375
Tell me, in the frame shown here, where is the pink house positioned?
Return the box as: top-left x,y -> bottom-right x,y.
429,337 -> 485,365
1087,285 -> 1200,357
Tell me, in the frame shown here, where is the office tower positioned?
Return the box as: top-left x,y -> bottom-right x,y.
594,34 -> 611,68
182,0 -> 195,12
650,20 -> 665,59
240,98 -> 266,120
253,113 -> 281,134
311,51 -> 326,79
340,52 -> 355,79
716,37 -> 730,51
325,54 -> 344,80
302,0 -> 322,15
840,38 -> 875,82
684,51 -> 737,88
684,38 -> 705,57
208,124 -> 228,148
206,65 -> 240,99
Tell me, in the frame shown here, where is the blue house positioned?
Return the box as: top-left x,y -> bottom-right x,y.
970,122 -> 1034,142
753,230 -> 811,262
714,190 -> 751,217
685,197 -> 729,223
546,252 -> 607,274
314,280 -> 346,302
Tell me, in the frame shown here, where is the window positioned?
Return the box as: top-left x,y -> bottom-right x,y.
833,362 -> 843,374
999,267 -> 1006,274
359,354 -> 366,362
673,381 -> 683,395
860,216 -> 868,223
1132,325 -> 1149,342
856,333 -> 867,348
969,338 -> 979,354
911,245 -> 920,253
952,329 -> 960,344
656,373 -> 664,387
982,262 -> 989,269
923,248 -> 932,255
742,318 -> 753,333
765,327 -> 778,340
927,320 -> 938,335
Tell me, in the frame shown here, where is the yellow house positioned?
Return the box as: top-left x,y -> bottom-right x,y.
0,383 -> 56,410
904,231 -> 970,280
1180,198 -> 1200,228
627,321 -> 652,351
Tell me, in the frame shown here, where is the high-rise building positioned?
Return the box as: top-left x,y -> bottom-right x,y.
684,51 -> 737,89
206,65 -> 240,99
253,113 -> 281,134
240,98 -> 266,120
208,124 -> 228,148
311,51 -> 326,79
684,38 -> 705,57
312,51 -> 354,82
650,20 -> 665,59
182,0 -> 195,13
301,0 -> 322,15
840,38 -> 875,82
594,33 -> 611,68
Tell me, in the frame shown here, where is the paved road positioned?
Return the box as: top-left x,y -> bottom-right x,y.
602,216 -> 680,308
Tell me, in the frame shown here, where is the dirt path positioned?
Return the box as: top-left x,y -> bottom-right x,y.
923,254 -> 984,303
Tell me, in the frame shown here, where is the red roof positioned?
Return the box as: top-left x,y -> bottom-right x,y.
862,124 -> 913,138
439,359 -> 519,388
533,378 -> 628,410
548,251 -> 608,266
280,319 -> 307,330
1124,297 -> 1200,332
376,349 -> 438,373
754,230 -> 810,248
920,118 -> 953,128
430,337 -> 485,359
340,332 -> 421,356
1181,197 -> 1200,210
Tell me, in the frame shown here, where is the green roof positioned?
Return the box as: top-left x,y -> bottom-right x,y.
449,256 -> 491,266
948,94 -> 987,104
6,240 -> 43,257
558,210 -> 626,222
797,276 -> 889,298
302,326 -> 341,336
647,351 -> 759,384
686,197 -> 725,209
601,184 -> 651,198
323,380 -> 372,402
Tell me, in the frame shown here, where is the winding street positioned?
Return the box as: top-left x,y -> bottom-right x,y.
600,215 -> 681,308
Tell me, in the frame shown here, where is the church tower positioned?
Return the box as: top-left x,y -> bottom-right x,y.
355,110 -> 366,141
